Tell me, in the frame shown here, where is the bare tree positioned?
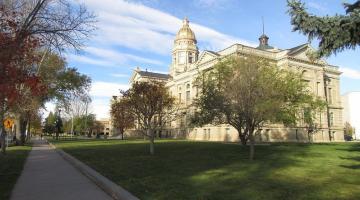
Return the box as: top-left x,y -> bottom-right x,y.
61,94 -> 91,135
1,0 -> 97,51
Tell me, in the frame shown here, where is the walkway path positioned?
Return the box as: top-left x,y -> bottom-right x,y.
10,139 -> 112,200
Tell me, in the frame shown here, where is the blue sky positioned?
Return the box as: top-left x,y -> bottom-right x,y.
56,0 -> 359,119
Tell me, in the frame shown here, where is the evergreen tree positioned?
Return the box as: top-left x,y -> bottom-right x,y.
288,0 -> 360,57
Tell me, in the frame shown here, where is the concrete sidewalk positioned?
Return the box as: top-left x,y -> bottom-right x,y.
10,139 -> 112,200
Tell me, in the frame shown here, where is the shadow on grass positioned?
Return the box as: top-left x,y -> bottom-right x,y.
0,146 -> 31,200
53,140 -> 360,200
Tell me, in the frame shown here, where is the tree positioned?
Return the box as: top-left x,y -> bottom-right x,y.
287,0 -> 360,57
110,98 -> 134,140
1,0 -> 96,51
73,114 -> 96,136
0,0 -> 95,153
61,94 -> 91,135
192,56 -> 323,160
90,121 -> 105,137
302,100 -> 326,143
54,110 -> 63,140
0,6 -> 44,153
43,112 -> 56,135
121,81 -> 176,155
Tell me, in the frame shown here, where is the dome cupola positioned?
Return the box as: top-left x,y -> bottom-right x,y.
171,17 -> 199,76
175,17 -> 197,43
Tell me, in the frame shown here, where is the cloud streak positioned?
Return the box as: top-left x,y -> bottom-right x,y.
340,67 -> 360,79
80,0 -> 255,55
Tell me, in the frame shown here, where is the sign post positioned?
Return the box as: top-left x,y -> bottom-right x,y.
3,118 -> 14,147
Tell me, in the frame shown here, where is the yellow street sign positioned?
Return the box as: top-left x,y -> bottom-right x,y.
4,118 -> 14,129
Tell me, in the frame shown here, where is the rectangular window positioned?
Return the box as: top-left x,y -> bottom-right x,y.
178,93 -> 182,103
330,112 -> 334,126
203,129 -> 206,134
186,91 -> 190,102
316,82 -> 320,96
328,88 -> 332,104
189,52 -> 193,63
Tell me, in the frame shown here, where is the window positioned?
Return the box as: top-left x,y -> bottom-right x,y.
189,52 -> 193,63
330,112 -> 334,126
178,52 -> 186,64
316,82 -> 320,95
186,84 -> 190,89
186,91 -> 190,101
178,93 -> 182,103
225,128 -> 230,135
328,88 -> 332,104
203,129 -> 207,134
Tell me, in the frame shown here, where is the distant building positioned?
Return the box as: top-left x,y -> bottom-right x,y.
127,18 -> 343,142
342,92 -> 360,140
98,118 -> 112,135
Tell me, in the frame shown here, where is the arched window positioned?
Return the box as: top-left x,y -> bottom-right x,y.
178,52 -> 186,64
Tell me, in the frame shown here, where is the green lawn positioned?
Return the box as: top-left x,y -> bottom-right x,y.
52,139 -> 360,200
0,145 -> 31,200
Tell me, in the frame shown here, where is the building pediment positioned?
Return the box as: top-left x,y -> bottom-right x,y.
197,50 -> 219,65
287,43 -> 327,65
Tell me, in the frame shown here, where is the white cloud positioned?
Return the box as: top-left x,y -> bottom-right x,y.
75,0 -> 257,119
90,81 -> 129,97
89,81 -> 129,119
81,0 -> 256,55
85,46 -> 163,66
340,67 -> 360,79
90,98 -> 112,119
68,54 -> 116,67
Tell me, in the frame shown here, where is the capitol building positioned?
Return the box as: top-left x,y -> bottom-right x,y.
129,18 -> 343,142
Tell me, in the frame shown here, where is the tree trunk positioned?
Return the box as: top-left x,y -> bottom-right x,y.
307,131 -> 313,143
0,129 -> 6,155
148,129 -> 155,155
0,111 -> 6,154
71,117 -> 74,135
26,117 -> 31,142
56,129 -> 59,140
19,116 -> 27,145
249,132 -> 255,160
120,128 -> 124,140
150,137 -> 155,155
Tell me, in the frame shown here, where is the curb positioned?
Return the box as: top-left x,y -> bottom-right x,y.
47,141 -> 139,200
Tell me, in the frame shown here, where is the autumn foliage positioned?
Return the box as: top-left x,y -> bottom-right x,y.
0,6 -> 46,111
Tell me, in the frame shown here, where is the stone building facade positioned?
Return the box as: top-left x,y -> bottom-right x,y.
130,18 -> 343,142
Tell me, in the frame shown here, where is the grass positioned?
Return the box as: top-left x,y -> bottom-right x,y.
0,145 -> 31,200
51,139 -> 360,200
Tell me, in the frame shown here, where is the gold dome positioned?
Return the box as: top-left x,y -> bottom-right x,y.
175,17 -> 197,43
